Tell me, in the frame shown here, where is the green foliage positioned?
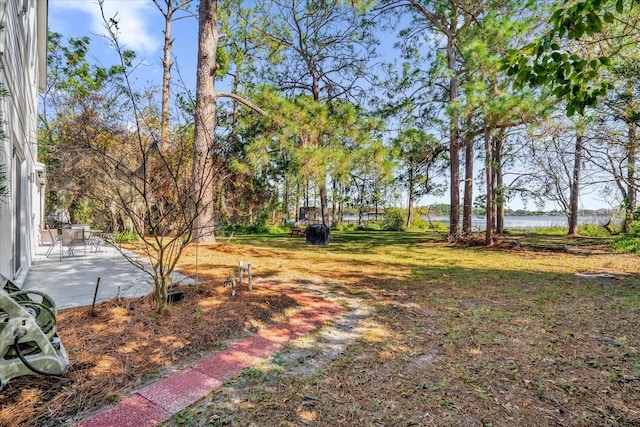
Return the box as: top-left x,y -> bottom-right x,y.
71,200 -> 93,225
221,211 -> 272,235
611,236 -> 640,254
47,32 -> 120,96
409,215 -> 447,232
215,47 -> 230,77
349,221 -> 384,232
525,226 -> 570,236
624,219 -> 640,236
332,222 -> 359,232
116,230 -> 139,244
382,208 -> 406,231
578,223 -> 614,237
172,408 -> 196,425
240,367 -> 264,380
504,0 -> 639,116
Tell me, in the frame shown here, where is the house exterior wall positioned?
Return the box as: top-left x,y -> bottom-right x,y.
0,0 -> 47,285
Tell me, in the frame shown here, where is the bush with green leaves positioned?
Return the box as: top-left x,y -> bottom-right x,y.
578,223 -> 614,237
332,223 -> 358,232
116,230 -> 139,243
611,236 -> 640,255
71,200 -> 93,225
382,208 -> 406,231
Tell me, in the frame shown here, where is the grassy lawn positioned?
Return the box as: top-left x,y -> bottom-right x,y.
3,230 -> 638,426
166,230 -> 640,426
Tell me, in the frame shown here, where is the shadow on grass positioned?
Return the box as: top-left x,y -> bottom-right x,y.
227,230 -> 639,305
166,232 -> 640,427
232,230 -> 443,253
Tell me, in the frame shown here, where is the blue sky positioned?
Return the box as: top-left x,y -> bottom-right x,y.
49,0 -> 200,91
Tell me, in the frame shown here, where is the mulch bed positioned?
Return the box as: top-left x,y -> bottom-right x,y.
0,282 -> 298,427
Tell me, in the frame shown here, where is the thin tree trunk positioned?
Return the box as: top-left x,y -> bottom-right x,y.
295,181 -> 301,222
320,180 -> 329,226
331,178 -> 337,225
154,276 -> 169,314
159,1 -> 173,152
338,183 -> 344,226
568,131 -> 583,236
447,31 -> 461,240
283,176 -> 290,220
484,126 -> 493,246
463,135 -> 473,234
628,124 -> 636,215
192,0 -> 220,243
493,134 -> 504,233
407,166 -> 415,228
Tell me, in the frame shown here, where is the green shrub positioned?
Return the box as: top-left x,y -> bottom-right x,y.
409,215 -> 448,232
116,230 -> 139,243
525,225 -> 568,235
626,220 -> 640,236
611,236 -> 640,254
72,200 -> 93,225
266,225 -> 288,234
427,220 -> 449,232
332,223 -> 358,232
408,215 -> 428,231
382,208 -> 406,231
578,223 -> 611,237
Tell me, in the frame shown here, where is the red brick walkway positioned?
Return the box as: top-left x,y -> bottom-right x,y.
73,282 -> 344,427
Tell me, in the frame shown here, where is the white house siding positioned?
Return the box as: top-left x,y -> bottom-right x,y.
0,0 -> 47,285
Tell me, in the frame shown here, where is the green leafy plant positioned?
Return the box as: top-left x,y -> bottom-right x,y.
115,230 -> 139,243
611,236 -> 640,254
382,207 -> 406,231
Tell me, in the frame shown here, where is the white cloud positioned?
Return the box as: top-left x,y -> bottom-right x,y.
52,0 -> 160,56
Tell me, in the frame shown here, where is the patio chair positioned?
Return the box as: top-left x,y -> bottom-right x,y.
45,228 -> 61,258
60,227 -> 86,258
103,224 -> 119,248
84,226 -> 104,253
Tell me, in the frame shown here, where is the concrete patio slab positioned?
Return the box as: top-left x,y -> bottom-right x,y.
22,243 -> 193,309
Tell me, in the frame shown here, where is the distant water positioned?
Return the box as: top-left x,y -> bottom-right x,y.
424,215 -> 613,231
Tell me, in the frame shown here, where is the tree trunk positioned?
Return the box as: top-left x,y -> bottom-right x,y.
447,31 -> 461,240
627,124 -> 637,216
154,275 -> 169,314
463,135 -> 473,234
407,166 -> 415,228
331,178 -> 338,226
295,181 -> 301,222
484,126 -> 493,246
493,134 -> 504,234
338,183 -> 345,226
160,1 -> 174,153
319,179 -> 329,226
337,184 -> 344,226
568,131 -> 583,236
192,0 -> 220,243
